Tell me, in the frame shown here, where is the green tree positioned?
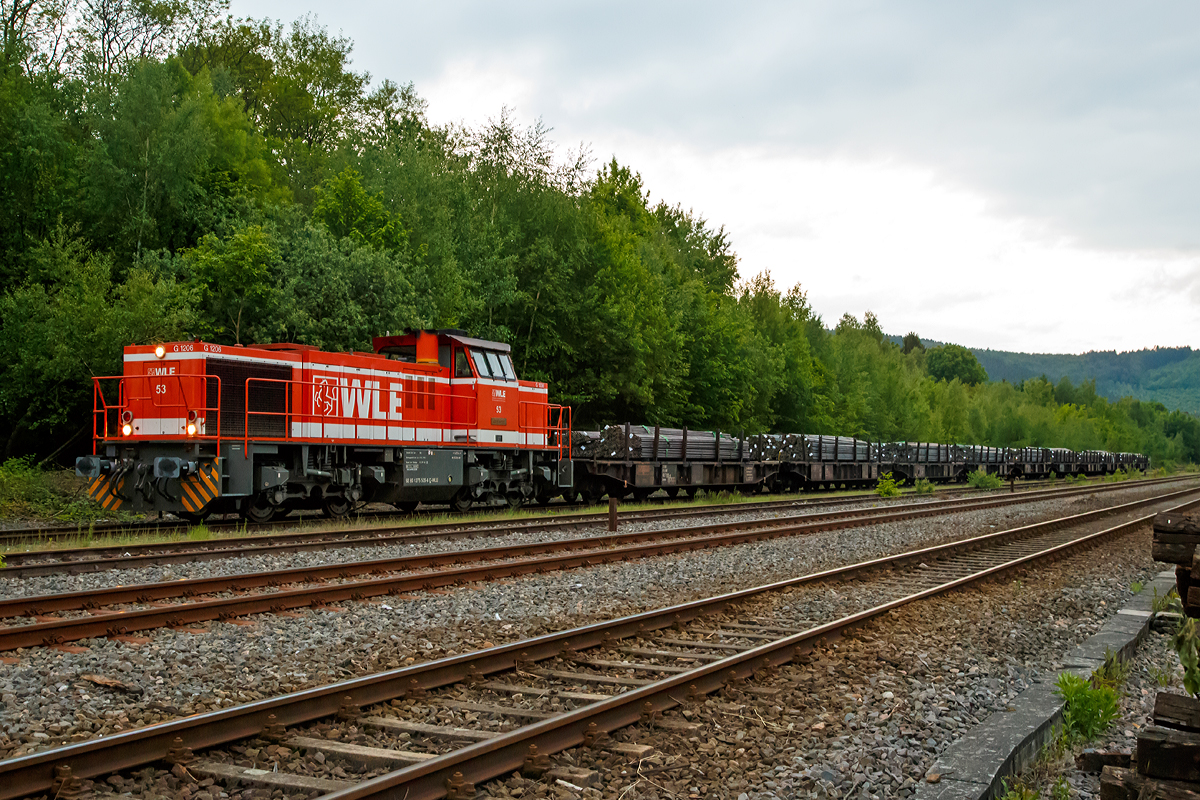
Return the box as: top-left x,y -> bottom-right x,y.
926,343 -> 988,385
902,331 -> 924,354
185,223 -> 275,343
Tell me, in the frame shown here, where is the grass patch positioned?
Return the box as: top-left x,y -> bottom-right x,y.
913,478 -> 935,495
967,469 -> 1003,490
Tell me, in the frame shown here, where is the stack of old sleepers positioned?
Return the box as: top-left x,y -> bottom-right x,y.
1151,512 -> 1200,617
1100,512 -> 1200,797
1099,693 -> 1200,799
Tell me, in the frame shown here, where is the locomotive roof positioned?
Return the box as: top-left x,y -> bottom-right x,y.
388,328 -> 512,354
445,333 -> 511,353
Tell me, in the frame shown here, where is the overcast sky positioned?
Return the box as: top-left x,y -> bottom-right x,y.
233,0 -> 1200,354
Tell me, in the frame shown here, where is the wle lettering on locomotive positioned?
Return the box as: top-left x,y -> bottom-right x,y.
76,329 -> 1150,522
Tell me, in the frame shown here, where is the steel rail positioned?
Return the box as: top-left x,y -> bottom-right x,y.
2,475 -> 1186,578
4,482 -> 1193,650
1,485 -> 1193,799
2,479 -> 1159,614
0,474 -> 1082,544
325,495 -> 1197,800
0,493 -> 911,568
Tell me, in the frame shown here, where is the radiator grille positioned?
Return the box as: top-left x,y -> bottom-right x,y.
205,358 -> 292,437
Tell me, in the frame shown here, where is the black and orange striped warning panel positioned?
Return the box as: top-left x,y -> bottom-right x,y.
180,461 -> 221,514
87,474 -> 126,511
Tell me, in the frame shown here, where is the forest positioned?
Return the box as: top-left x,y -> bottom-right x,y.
1,0 -> 1197,469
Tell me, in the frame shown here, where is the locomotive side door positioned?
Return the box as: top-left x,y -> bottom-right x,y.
449,345 -> 478,442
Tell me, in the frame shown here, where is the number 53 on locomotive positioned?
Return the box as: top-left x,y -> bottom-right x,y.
75,330 -> 574,522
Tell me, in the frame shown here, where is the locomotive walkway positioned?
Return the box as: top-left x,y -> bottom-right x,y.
2,481 -> 1193,800
0,478 -> 1194,650
0,476 -> 1183,577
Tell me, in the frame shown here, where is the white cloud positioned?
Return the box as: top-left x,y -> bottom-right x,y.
230,0 -> 1200,353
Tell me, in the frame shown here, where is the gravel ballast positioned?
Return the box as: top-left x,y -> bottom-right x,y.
0,483 -> 1188,778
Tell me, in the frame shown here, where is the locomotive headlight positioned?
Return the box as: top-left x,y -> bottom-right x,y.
186,423 -> 197,436
121,423 -> 133,436
154,344 -> 166,359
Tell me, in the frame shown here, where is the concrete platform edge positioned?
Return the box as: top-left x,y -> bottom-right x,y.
913,569 -> 1175,800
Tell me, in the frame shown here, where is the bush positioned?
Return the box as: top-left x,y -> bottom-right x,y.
967,469 -> 1003,489
1054,672 -> 1119,741
913,478 -> 935,495
875,472 -> 903,497
0,457 -> 129,522
1172,617 -> 1200,697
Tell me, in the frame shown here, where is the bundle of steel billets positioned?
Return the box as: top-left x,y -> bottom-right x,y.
804,434 -> 870,461
584,425 -> 747,461
570,430 -> 602,458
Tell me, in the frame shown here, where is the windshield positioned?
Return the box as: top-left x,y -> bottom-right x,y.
498,354 -> 516,380
471,351 -> 492,378
485,352 -> 505,380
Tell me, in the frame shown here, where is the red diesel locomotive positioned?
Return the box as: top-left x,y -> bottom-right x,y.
75,330 -> 573,521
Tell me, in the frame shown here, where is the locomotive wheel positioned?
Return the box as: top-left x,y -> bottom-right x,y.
243,498 -> 276,524
178,510 -> 211,524
322,496 -> 352,518
452,490 -> 473,513
508,494 -> 526,511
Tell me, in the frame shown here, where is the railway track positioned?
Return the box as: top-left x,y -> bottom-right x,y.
2,478 -> 1194,653
2,478 -> 1191,800
0,473 -> 1135,545
1,476 -> 1186,577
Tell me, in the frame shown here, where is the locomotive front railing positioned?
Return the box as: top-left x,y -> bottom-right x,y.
90,374 -> 222,453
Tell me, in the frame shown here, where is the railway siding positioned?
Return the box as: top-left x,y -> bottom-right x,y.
0,482 -> 1189,766
0,489 -> 1190,800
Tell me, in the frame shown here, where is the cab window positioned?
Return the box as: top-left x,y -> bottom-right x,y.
498,354 -> 516,381
485,352 -> 505,380
471,350 -> 493,378
455,349 -> 473,378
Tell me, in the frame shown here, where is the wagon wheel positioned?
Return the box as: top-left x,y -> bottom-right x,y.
322,495 -> 352,519
664,488 -> 680,499
579,482 -> 604,505
394,501 -> 419,513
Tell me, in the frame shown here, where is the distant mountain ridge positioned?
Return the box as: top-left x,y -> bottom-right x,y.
884,336 -> 1200,415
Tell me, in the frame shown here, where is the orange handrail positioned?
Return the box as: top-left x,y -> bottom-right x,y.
91,374 -> 222,453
